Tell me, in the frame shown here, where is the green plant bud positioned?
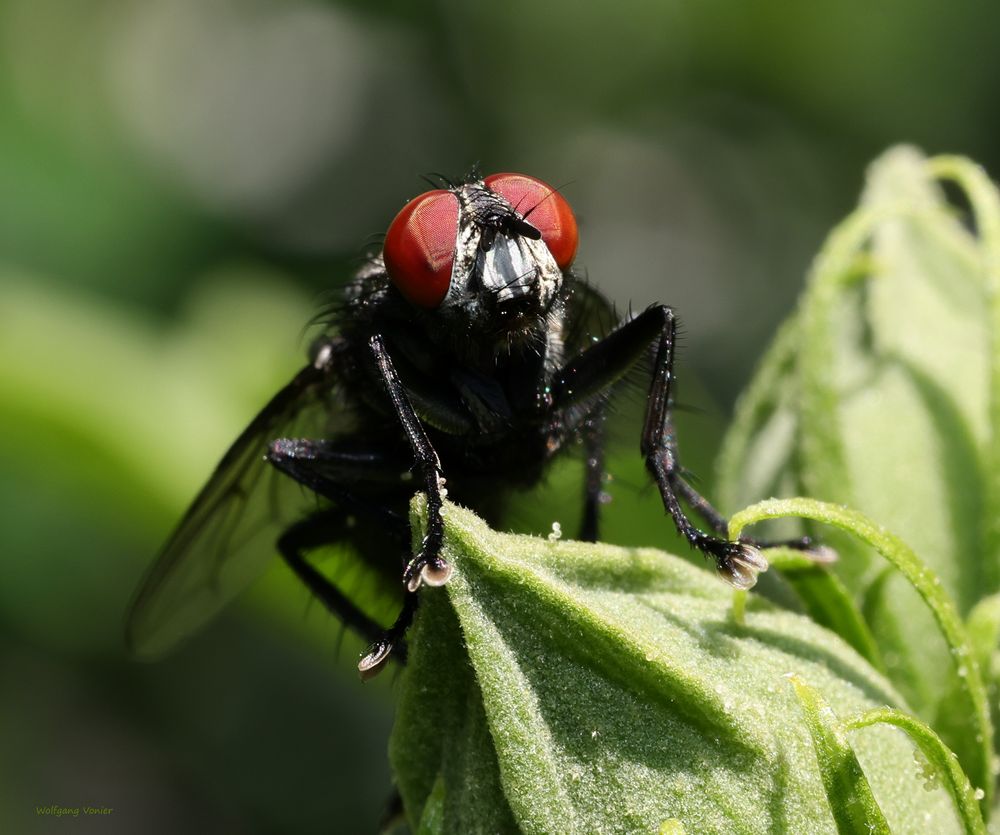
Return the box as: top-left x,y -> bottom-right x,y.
389,500 -> 968,834
717,147 -> 1000,748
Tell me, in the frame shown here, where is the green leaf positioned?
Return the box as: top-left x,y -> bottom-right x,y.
415,776 -> 448,835
786,675 -> 890,835
927,156 -> 1000,594
730,496 -> 993,815
716,316 -> 806,526
846,708 -> 987,835
390,499 -> 967,833
966,592 -> 1000,760
766,548 -> 883,672
717,145 -> 1000,744
967,593 -> 1000,681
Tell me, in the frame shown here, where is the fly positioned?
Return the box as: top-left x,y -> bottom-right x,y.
126,171 -> 815,678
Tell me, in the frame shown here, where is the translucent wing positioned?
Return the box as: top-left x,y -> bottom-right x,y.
127,357 -> 344,658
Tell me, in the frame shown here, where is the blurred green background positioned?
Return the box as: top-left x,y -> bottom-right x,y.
3,1 -> 1000,832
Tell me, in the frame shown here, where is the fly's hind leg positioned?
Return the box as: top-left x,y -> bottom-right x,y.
278,512 -> 418,680
268,438 -> 420,678
579,406 -> 607,543
277,511 -> 406,659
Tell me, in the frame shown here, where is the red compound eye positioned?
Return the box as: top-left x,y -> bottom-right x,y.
484,173 -> 578,269
383,189 -> 459,308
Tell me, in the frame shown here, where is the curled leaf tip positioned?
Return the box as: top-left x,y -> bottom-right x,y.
716,542 -> 768,590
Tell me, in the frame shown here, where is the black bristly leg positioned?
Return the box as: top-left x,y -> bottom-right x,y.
357,593 -> 419,681
579,408 -> 607,543
267,440 -> 411,538
281,510 -> 418,680
672,471 -> 729,536
368,334 -> 451,592
277,511 -> 406,661
361,335 -> 448,678
671,446 -> 819,552
550,305 -> 768,589
267,438 -> 420,677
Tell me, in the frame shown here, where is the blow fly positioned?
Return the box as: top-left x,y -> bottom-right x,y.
127,171 -> 792,677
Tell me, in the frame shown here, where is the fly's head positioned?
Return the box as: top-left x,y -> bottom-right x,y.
382,173 -> 578,354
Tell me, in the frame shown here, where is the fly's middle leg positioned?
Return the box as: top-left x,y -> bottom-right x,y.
580,407 -> 607,543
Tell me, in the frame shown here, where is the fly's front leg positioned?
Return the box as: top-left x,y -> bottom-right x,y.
550,305 -> 767,589
672,477 -> 823,554
368,334 -> 452,592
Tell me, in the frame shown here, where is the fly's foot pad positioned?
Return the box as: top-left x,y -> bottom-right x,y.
358,637 -> 395,681
704,539 -> 768,590
404,555 -> 452,592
